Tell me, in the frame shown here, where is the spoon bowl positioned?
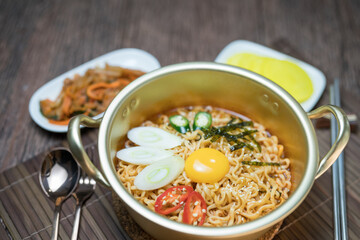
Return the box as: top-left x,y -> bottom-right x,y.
39,148 -> 80,240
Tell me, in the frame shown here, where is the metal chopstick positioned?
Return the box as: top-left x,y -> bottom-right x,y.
330,78 -> 348,240
330,83 -> 341,240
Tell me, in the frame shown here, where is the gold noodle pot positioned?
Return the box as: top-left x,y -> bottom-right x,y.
68,62 -> 350,240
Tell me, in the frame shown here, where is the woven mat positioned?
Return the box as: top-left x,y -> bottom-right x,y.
1,89 -> 359,240
0,143 -> 281,240
111,192 -> 283,240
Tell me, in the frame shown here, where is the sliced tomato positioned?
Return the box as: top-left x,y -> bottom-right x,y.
155,186 -> 194,215
182,191 -> 207,226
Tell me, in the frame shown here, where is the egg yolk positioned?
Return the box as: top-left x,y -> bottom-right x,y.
227,53 -> 313,103
185,148 -> 229,184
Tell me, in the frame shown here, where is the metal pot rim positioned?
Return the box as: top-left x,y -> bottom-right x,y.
97,62 -> 318,236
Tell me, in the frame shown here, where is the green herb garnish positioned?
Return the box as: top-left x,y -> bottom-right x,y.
241,161 -> 280,166
202,118 -> 261,152
248,134 -> 262,152
230,142 -> 254,151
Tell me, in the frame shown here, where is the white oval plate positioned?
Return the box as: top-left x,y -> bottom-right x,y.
29,48 -> 161,133
215,40 -> 326,112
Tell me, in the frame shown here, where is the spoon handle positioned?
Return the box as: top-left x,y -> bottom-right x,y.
51,203 -> 62,240
71,203 -> 82,240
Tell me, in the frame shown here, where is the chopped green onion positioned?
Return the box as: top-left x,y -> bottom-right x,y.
127,126 -> 183,149
169,115 -> 190,133
241,161 -> 280,166
193,112 -> 212,130
134,156 -> 185,190
116,146 -> 174,165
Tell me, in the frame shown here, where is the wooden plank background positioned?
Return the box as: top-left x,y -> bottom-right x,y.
0,0 -> 359,239
0,0 -> 359,171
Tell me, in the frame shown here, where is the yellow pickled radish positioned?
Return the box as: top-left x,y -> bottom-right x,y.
227,53 -> 313,103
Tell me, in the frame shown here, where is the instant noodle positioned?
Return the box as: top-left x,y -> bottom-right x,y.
115,106 -> 291,227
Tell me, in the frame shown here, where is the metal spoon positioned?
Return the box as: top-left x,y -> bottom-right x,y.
39,148 -> 80,240
71,171 -> 96,240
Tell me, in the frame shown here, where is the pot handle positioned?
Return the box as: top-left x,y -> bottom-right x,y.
67,114 -> 111,188
307,105 -> 350,179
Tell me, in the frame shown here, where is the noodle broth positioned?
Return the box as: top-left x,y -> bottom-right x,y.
114,106 -> 291,227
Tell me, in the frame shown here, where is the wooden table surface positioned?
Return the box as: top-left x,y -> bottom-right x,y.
1,0 -> 359,171
0,0 -> 359,239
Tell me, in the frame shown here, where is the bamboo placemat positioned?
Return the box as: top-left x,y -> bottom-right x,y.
0,145 -> 128,240
1,89 -> 359,240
